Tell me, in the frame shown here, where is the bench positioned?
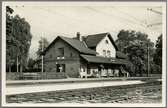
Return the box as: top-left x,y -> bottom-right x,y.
22,73 -> 41,80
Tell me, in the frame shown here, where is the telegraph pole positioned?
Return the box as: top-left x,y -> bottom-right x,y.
41,37 -> 44,73
147,43 -> 149,77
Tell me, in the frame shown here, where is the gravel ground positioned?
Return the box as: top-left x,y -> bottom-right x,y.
6,81 -> 162,104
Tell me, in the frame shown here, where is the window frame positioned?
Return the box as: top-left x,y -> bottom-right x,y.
58,47 -> 64,57
57,64 -> 65,72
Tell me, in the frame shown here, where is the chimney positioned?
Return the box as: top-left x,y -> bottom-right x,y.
76,32 -> 82,41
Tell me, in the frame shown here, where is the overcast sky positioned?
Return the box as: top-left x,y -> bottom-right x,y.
8,3 -> 163,59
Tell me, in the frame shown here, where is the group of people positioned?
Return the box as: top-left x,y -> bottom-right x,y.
80,66 -> 129,78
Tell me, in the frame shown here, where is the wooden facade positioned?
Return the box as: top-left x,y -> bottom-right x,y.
44,38 -> 81,78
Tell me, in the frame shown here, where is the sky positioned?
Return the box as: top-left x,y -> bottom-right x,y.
9,3 -> 163,59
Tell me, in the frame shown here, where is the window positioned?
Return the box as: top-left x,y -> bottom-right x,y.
57,64 -> 65,72
58,48 -> 64,57
107,50 -> 111,57
103,50 -> 106,57
105,40 -> 109,44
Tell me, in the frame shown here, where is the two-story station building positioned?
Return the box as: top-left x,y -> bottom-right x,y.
43,32 -> 130,78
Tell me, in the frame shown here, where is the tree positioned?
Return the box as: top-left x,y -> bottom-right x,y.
6,6 -> 32,72
6,6 -> 13,36
36,37 -> 49,57
27,58 -> 35,70
6,6 -> 14,72
153,34 -> 162,74
115,30 -> 154,76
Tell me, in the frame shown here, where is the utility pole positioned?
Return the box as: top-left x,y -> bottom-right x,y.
41,37 -> 44,73
147,43 -> 149,77
17,55 -> 19,72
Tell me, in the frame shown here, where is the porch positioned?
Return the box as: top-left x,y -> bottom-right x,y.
80,54 -> 130,78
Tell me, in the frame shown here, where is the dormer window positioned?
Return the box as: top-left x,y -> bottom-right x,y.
105,40 -> 109,44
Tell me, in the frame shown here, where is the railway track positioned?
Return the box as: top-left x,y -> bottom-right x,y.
6,81 -> 162,103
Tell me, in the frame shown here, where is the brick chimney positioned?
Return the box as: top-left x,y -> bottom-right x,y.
76,32 -> 82,41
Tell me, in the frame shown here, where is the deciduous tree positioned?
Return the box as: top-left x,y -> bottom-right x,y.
6,6 -> 32,72
115,30 -> 154,76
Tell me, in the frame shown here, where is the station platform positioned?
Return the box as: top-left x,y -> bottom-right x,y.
5,77 -> 161,95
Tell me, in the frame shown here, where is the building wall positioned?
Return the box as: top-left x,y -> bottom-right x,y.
44,39 -> 81,78
96,35 -> 116,58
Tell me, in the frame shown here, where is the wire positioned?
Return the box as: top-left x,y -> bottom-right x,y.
86,7 -> 159,35
110,7 -> 146,26
38,7 -> 118,34
147,8 -> 162,15
12,6 -> 162,39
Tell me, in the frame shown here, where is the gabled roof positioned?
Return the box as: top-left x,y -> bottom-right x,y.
84,32 -> 118,50
84,33 -> 107,48
43,36 -> 97,55
81,54 -> 131,65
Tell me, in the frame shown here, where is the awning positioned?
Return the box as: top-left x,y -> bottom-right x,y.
81,54 -> 131,65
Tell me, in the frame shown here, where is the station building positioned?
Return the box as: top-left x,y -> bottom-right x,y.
43,32 -> 131,78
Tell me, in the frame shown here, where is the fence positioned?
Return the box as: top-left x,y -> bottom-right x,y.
6,72 -> 162,80
6,72 -> 67,80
